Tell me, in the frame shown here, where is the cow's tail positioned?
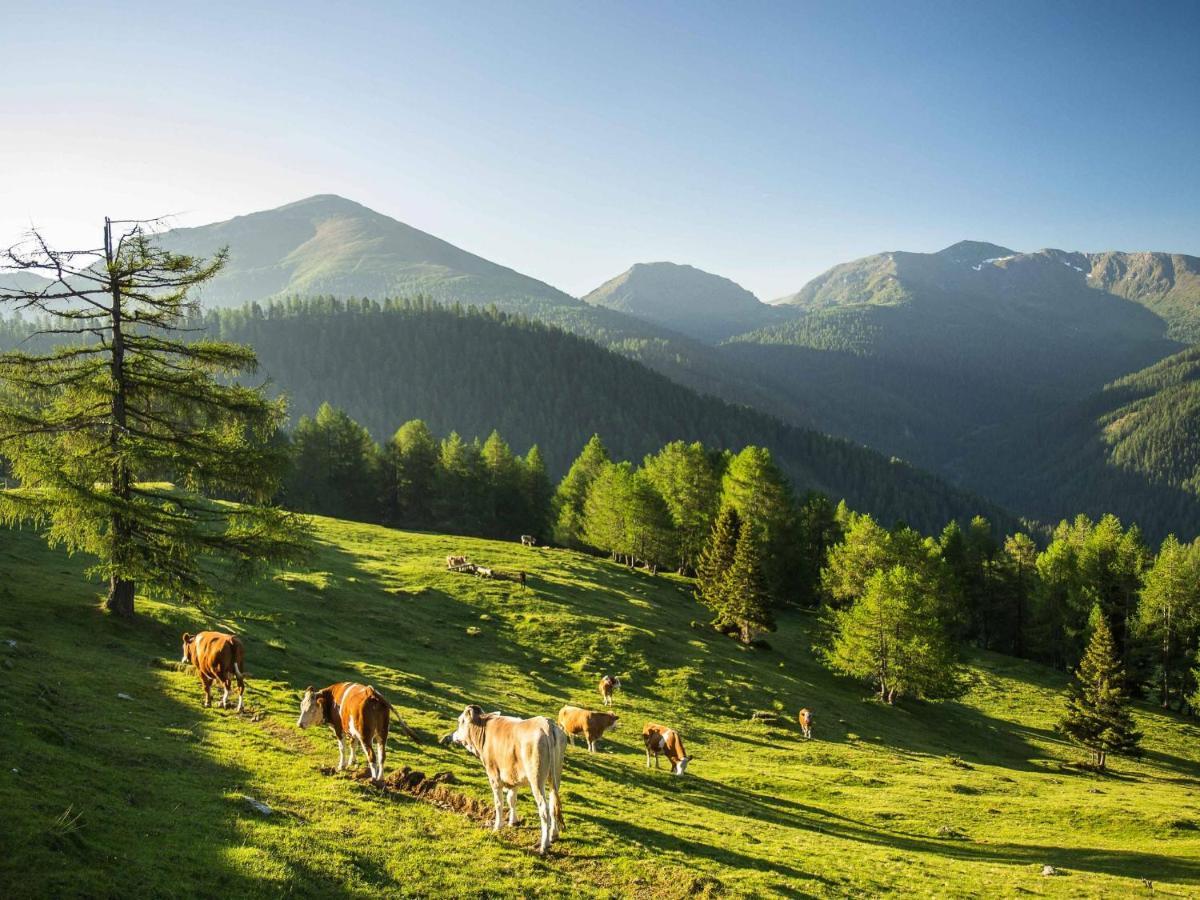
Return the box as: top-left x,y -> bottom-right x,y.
380,694 -> 421,743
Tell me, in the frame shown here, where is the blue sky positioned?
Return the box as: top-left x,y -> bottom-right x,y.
2,0 -> 1197,299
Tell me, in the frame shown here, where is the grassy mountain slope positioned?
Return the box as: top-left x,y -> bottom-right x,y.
158,195 -> 582,312
209,299 -> 1017,534
1088,251 -> 1200,342
583,262 -> 787,343
2,520 -> 1199,897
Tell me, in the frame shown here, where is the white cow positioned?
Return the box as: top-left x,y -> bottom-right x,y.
451,704 -> 566,854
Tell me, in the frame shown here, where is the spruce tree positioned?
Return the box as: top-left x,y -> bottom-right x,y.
521,445 -> 552,540
1059,612 -> 1142,771
0,218 -> 305,617
695,506 -> 741,615
719,523 -> 775,644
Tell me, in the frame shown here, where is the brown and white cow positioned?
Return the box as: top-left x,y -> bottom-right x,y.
798,707 -> 814,740
643,722 -> 691,776
447,555 -> 469,569
451,705 -> 566,854
296,682 -> 419,782
556,705 -> 619,753
181,631 -> 246,712
598,674 -> 620,707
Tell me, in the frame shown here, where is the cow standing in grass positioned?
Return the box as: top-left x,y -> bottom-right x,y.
451,705 -> 566,854
181,631 -> 246,712
296,682 -> 419,782
798,708 -> 814,739
643,723 -> 691,775
599,674 -> 620,707
557,705 -> 619,753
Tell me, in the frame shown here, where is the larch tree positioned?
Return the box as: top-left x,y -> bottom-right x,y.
0,218 -> 306,617
1137,535 -> 1200,709
822,564 -> 963,703
1059,611 -> 1142,770
642,440 -> 720,574
552,434 -> 609,547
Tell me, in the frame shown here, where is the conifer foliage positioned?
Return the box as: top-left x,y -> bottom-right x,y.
0,219 -> 304,617
1059,613 -> 1143,770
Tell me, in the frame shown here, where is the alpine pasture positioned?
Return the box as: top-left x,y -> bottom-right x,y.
1,516 -> 1198,898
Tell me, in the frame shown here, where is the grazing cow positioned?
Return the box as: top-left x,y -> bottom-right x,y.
296,682 -> 419,782
556,705 -> 619,753
517,570 -> 527,590
798,707 -> 814,739
520,535 -> 537,547
599,674 -> 620,707
476,566 -> 494,579
643,723 -> 691,776
180,631 -> 246,712
447,555 -> 469,569
451,705 -> 565,854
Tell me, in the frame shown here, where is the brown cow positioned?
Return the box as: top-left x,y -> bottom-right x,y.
798,708 -> 814,740
296,682 -> 419,782
643,722 -> 691,776
451,705 -> 565,854
557,705 -> 619,753
599,674 -> 621,707
447,555 -> 469,569
180,631 -> 246,712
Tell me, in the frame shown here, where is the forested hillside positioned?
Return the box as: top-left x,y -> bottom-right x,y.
955,345 -> 1200,540
205,297 -> 1016,534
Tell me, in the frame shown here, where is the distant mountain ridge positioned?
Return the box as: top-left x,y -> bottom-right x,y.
583,261 -> 788,342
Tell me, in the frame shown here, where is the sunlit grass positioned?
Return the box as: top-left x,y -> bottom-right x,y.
0,515 -> 1198,897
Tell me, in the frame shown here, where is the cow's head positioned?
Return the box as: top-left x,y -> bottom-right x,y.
673,754 -> 691,776
451,705 -> 501,757
606,714 -> 619,732
180,633 -> 194,664
296,686 -> 326,729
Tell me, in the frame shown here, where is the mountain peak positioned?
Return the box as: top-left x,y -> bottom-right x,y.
935,240 -> 1017,263
584,261 -> 772,343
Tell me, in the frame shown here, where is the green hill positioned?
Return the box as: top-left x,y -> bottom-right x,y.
208,298 -> 1016,535
2,519 -> 1198,897
583,262 -> 788,343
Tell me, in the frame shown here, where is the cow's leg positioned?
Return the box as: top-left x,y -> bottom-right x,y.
357,734 -> 374,779
645,749 -> 651,768
346,736 -> 357,769
587,738 -> 597,754
335,736 -> 347,771
548,768 -> 563,843
529,778 -> 550,854
375,737 -> 386,782
505,788 -> 518,826
200,675 -> 213,708
219,676 -> 231,709
488,778 -> 504,832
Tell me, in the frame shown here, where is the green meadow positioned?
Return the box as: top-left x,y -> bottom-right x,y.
1,514 -> 1198,898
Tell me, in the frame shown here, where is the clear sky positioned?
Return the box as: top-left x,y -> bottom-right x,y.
2,0 -> 1197,300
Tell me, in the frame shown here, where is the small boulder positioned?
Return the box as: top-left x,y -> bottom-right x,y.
117,693 -> 134,701
240,795 -> 272,816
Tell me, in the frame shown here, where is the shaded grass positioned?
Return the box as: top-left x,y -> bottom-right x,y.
1,516 -> 1198,897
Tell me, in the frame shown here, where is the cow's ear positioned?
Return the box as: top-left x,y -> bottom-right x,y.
466,704 -> 484,725
181,632 -> 192,644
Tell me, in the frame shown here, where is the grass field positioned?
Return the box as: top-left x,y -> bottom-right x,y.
1,514 -> 1198,898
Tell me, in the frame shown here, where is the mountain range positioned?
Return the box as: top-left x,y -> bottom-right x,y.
5,193 -> 1197,538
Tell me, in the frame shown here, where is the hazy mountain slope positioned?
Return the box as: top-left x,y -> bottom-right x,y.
209,298 -> 1019,534
583,261 -> 787,342
951,345 -> 1200,540
157,194 -> 583,311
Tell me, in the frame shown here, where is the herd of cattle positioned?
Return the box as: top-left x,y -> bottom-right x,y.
178,622 -> 815,855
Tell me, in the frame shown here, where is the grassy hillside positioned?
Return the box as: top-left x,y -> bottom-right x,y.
2,518 -> 1199,898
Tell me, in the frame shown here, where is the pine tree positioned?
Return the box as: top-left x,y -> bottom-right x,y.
719,523 -> 775,643
720,446 -> 798,604
695,506 -> 741,614
285,403 -> 380,522
552,434 -> 609,547
382,419 -> 438,528
0,218 -> 305,617
642,440 -> 720,574
1059,612 -> 1142,770
521,445 -> 552,540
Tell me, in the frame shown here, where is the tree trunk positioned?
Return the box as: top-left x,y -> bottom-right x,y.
105,577 -> 135,618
